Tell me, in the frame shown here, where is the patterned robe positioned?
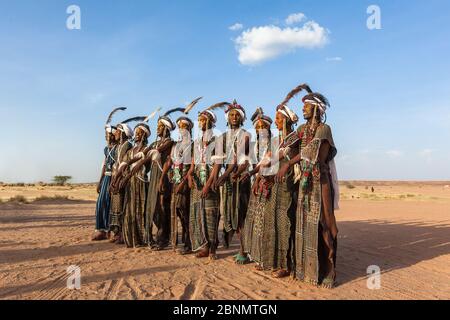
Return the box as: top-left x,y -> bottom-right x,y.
122,146 -> 150,248
294,123 -> 338,287
189,133 -> 219,252
219,129 -> 251,233
109,141 -> 132,235
245,134 -> 299,270
145,137 -> 173,246
169,140 -> 193,250
95,145 -> 116,232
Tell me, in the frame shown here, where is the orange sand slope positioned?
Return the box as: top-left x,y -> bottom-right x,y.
0,182 -> 449,300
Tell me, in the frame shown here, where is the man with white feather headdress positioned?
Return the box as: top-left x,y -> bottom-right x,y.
109,114 -> 147,244
125,107 -> 188,251
92,107 -> 124,241
276,83 -> 339,288
157,98 -> 202,255
187,102 -> 224,261
214,100 -> 252,264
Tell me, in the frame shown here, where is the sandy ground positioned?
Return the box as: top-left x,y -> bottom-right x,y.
0,182 -> 449,300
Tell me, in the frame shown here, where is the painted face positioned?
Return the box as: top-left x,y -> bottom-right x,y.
198,114 -> 209,131
228,109 -> 242,127
275,112 -> 287,131
105,130 -> 114,144
134,127 -> 145,142
157,121 -> 166,136
254,119 -> 270,134
303,103 -> 315,120
178,121 -> 190,130
177,121 -> 191,139
114,126 -> 122,141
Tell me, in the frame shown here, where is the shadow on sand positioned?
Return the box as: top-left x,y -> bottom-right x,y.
336,219 -> 450,285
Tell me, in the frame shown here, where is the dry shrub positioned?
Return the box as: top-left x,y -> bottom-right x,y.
8,195 -> 28,204
34,195 -> 70,202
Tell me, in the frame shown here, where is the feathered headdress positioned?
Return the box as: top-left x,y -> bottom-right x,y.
175,97 -> 203,130
278,84 -> 312,108
302,92 -> 330,114
134,107 -> 161,138
184,97 -> 203,114
276,105 -> 298,124
121,116 -> 147,124
225,99 -> 246,122
251,107 -> 272,126
144,107 -> 162,123
159,107 -> 185,131
199,102 -> 231,124
117,116 -> 147,139
105,107 -> 127,132
105,107 -> 127,125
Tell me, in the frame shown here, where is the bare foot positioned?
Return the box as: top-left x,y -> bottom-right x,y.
195,249 -> 209,259
209,253 -> 218,261
254,264 -> 264,271
272,269 -> 290,279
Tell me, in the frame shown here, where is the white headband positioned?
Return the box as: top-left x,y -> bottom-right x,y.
277,105 -> 298,123
177,119 -> 193,128
304,98 -> 326,114
105,125 -> 117,134
135,125 -> 150,137
253,118 -> 272,127
227,109 -> 246,122
158,118 -> 175,131
118,124 -> 133,138
201,110 -> 217,123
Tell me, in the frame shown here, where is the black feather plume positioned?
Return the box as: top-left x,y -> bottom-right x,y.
279,83 -> 313,107
106,107 -> 127,125
163,108 -> 185,117
206,102 -> 231,111
121,116 -> 147,124
184,97 -> 203,114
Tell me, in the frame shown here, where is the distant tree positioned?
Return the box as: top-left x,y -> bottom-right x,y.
53,176 -> 72,186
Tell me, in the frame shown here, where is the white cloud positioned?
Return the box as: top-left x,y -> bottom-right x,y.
234,20 -> 329,65
326,57 -> 343,62
285,13 -> 306,25
229,23 -> 243,31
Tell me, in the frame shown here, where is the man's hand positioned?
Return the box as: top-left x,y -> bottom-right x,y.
187,175 -> 193,189
240,172 -> 251,183
230,172 -> 240,183
96,183 -> 101,194
275,163 -> 290,183
158,179 -> 165,193
252,181 -> 259,196
119,174 -> 131,191
175,183 -> 184,195
215,174 -> 228,189
201,185 -> 210,198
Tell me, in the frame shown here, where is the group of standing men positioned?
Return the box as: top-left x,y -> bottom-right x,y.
92,83 -> 339,288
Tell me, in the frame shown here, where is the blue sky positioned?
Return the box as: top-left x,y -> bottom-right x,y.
0,0 -> 449,182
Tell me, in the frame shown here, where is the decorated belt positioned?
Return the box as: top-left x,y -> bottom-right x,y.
105,172 -> 112,176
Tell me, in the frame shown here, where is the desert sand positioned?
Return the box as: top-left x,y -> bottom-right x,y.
0,182 -> 449,300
